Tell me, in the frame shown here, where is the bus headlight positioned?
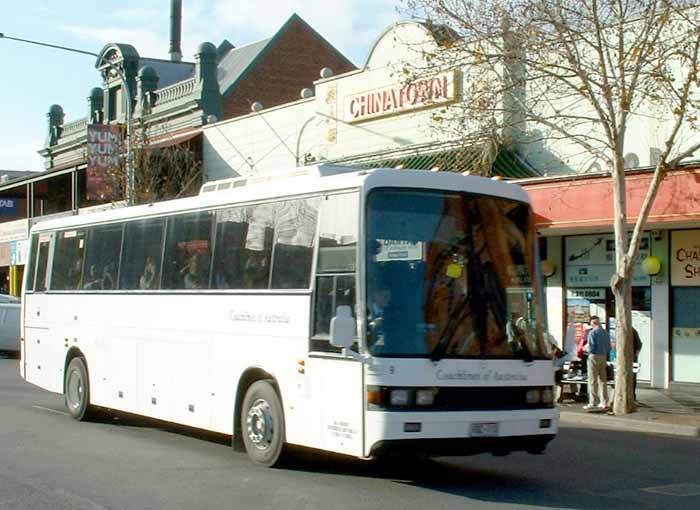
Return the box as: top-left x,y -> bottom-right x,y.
526,389 -> 541,404
389,389 -> 411,407
415,388 -> 438,406
541,387 -> 554,405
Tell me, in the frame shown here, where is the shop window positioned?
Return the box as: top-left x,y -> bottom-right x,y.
672,287 -> 700,384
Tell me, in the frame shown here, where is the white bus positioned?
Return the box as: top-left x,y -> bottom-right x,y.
21,166 -> 558,466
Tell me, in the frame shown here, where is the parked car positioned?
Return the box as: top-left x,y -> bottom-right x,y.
0,294 -> 20,354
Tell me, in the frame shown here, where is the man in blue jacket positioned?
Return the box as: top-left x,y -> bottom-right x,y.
583,316 -> 611,411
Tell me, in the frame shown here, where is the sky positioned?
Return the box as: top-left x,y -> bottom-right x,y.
0,0 -> 404,172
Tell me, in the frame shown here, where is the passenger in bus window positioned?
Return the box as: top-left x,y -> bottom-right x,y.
67,258 -> 83,289
183,252 -> 209,289
102,263 -> 116,290
368,286 -> 391,348
213,250 -> 238,289
243,250 -> 270,289
83,264 -> 102,290
139,256 -> 158,290
369,288 -> 390,321
212,259 -> 230,289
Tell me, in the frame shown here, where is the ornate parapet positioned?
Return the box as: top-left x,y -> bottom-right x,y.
61,117 -> 88,138
153,78 -> 196,108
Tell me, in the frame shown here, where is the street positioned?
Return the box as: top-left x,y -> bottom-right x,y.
1,356 -> 699,510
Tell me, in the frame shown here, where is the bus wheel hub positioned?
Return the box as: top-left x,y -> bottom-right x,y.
246,399 -> 273,449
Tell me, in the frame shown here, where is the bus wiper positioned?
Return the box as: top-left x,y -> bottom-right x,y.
430,296 -> 470,361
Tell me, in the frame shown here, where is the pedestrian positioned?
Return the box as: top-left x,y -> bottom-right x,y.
583,316 -> 611,411
547,334 -> 567,403
632,327 -> 643,401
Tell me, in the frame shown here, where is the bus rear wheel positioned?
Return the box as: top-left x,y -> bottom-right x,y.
241,380 -> 286,467
64,357 -> 94,421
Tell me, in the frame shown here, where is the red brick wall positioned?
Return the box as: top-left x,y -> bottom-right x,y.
222,18 -> 355,119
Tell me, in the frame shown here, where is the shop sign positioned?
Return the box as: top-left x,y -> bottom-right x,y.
10,239 -> 27,266
86,124 -> 122,201
344,70 -> 457,123
564,234 -> 650,287
0,242 -> 10,266
566,288 -> 605,300
0,199 -> 17,216
0,218 -> 29,244
671,230 -> 700,286
672,327 -> 700,340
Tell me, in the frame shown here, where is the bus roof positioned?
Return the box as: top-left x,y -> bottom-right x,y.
30,166 -> 531,233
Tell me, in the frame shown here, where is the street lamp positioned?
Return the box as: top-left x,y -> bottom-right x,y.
0,32 -> 135,205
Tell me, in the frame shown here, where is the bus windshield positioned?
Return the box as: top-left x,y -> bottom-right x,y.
366,188 -> 548,360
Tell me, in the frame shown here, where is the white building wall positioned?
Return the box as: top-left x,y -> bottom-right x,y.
650,230 -> 670,388
203,22 -> 492,181
544,237 -> 565,349
202,99 -> 318,180
522,33 -> 699,176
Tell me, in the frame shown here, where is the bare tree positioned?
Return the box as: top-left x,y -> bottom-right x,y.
103,129 -> 203,205
402,0 -> 700,414
131,137 -> 203,204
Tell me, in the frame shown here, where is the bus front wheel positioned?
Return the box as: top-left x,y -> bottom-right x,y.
64,357 -> 94,421
241,380 -> 286,467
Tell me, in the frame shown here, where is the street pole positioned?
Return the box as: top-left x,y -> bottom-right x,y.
0,32 -> 134,205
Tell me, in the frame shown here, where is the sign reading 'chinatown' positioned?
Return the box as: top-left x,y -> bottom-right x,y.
344,70 -> 458,123
86,124 -> 122,201
671,230 -> 700,286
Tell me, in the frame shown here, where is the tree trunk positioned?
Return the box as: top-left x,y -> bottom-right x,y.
611,277 -> 635,414
610,154 -> 635,415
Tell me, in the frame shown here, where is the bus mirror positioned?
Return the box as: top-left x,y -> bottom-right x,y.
330,305 -> 355,348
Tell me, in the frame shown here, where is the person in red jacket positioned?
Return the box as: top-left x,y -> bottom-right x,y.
576,324 -> 592,361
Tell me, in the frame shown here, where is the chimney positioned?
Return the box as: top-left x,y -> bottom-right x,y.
169,0 -> 183,62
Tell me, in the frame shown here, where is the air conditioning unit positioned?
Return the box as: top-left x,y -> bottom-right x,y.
624,152 -> 640,169
649,147 -> 662,165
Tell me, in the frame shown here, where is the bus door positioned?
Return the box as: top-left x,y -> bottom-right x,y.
305,274 -> 364,456
302,193 -> 364,456
23,233 -> 57,390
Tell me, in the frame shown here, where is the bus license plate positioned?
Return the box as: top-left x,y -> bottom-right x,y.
470,422 -> 499,437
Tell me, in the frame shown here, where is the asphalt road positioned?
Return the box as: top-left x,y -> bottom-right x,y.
1,355 -> 699,510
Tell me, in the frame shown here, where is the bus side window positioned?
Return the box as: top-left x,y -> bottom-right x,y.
119,219 -> 164,290
241,204 -> 274,290
51,229 -> 86,291
81,224 -> 123,291
34,238 -> 51,292
270,198 -> 320,289
25,234 -> 39,292
162,211 -> 213,290
310,193 -> 358,353
212,207 -> 248,289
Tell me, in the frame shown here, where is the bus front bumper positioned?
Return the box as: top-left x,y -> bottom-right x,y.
365,408 -> 559,457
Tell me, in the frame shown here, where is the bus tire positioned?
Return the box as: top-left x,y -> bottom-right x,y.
241,380 -> 286,467
64,357 -> 94,421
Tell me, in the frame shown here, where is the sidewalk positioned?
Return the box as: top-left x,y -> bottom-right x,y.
559,385 -> 700,437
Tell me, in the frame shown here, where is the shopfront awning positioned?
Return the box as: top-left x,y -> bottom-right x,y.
147,131 -> 201,150
323,140 -> 541,179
